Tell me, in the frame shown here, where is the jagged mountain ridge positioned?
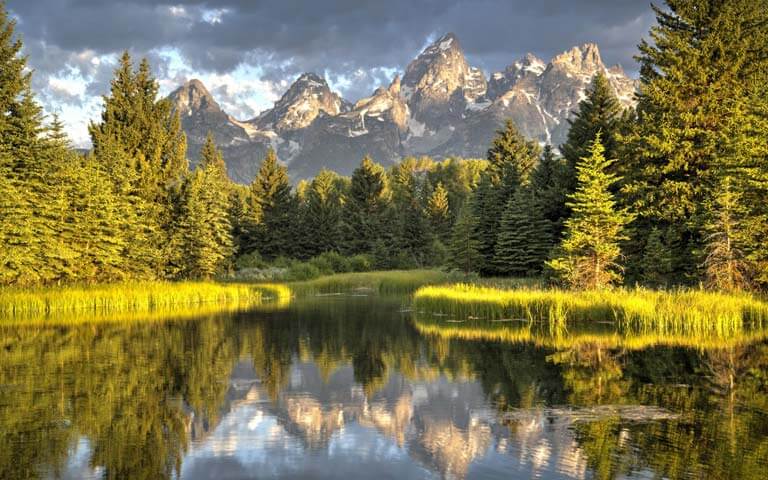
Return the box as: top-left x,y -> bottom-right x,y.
169,33 -> 637,183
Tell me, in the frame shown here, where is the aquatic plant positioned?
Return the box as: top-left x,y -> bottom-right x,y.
0,281 -> 291,323
413,284 -> 768,337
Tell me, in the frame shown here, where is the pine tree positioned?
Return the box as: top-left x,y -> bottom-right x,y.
303,169 -> 344,256
531,145 -> 568,236
702,177 -> 752,291
246,148 -> 295,259
547,135 -> 633,289
475,120 -> 541,275
89,52 -> 189,277
493,188 -> 552,276
560,72 -> 624,193
449,200 -> 483,274
427,182 -> 451,241
639,227 -> 673,288
341,156 -> 391,254
622,0 -> 768,285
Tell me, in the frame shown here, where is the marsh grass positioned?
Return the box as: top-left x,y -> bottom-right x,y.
291,270 -> 449,296
413,315 -> 768,351
0,281 -> 292,323
413,284 -> 768,337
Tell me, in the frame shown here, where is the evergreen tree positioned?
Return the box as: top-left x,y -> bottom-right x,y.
303,169 -> 344,256
246,148 -> 295,259
639,227 -> 673,288
493,188 -> 552,276
475,120 -> 541,275
449,199 -> 483,274
426,182 -> 451,241
547,135 -> 633,289
88,52 -> 189,277
530,145 -> 568,235
623,0 -> 768,284
341,156 -> 391,254
560,72 -> 624,193
702,177 -> 751,291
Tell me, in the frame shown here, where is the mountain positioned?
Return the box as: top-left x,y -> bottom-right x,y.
170,34 -> 637,183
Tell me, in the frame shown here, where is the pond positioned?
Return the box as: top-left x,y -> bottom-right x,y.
1,293 -> 767,479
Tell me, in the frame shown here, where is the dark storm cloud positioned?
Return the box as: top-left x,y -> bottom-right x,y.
7,0 -> 655,104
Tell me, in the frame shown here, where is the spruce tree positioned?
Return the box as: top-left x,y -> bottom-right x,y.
531,145 -> 568,236
475,120 -> 541,275
246,148 -> 295,259
623,0 -> 768,285
547,135 -> 633,289
702,177 -> 751,291
449,200 -> 483,274
560,72 -> 624,193
304,169 -> 344,256
639,227 -> 673,288
427,182 -> 451,241
493,188 -> 552,276
341,156 -> 391,254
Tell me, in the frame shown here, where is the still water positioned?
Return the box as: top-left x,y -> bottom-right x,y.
1,294 -> 767,479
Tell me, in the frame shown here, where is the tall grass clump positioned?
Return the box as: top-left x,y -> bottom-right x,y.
413,284 -> 768,336
0,281 -> 291,323
291,270 -> 449,296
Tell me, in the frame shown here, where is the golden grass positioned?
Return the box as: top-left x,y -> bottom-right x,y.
0,281 -> 292,324
413,316 -> 768,351
413,284 -> 768,337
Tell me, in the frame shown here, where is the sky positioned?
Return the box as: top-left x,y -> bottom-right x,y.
6,0 -> 656,147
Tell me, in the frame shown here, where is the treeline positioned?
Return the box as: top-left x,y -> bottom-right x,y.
1,1 -> 767,291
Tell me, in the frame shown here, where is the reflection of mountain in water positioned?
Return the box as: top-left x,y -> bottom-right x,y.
1,295 -> 767,479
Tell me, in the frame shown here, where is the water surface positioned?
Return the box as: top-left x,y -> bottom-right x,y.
1,294 -> 766,479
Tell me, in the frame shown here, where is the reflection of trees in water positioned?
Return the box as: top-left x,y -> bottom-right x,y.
2,295 -> 768,480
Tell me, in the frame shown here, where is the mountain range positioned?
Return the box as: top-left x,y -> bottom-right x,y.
169,33 -> 637,183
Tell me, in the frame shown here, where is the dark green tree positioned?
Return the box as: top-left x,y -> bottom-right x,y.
493,188 -> 552,276
341,156 -> 391,255
303,168 -> 345,256
247,148 -> 295,259
449,199 -> 483,274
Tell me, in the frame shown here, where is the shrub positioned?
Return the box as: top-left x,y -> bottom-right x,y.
349,254 -> 373,272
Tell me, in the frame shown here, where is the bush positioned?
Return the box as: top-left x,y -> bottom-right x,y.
349,254 -> 373,272
235,251 -> 268,270
285,262 -> 321,281
315,251 -> 351,273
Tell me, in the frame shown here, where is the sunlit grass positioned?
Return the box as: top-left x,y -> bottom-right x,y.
413,315 -> 768,351
290,270 -> 449,296
413,284 -> 768,337
0,281 -> 292,324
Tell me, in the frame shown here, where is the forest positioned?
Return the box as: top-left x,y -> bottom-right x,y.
0,0 -> 767,293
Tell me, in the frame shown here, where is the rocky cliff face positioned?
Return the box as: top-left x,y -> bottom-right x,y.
170,35 -> 637,183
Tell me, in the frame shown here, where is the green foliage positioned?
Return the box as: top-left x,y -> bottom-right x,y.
622,0 -> 768,286
449,200 -> 483,274
548,135 -> 634,289
341,156 -> 391,254
640,227 -> 673,288
493,188 -> 552,276
246,148 -> 296,259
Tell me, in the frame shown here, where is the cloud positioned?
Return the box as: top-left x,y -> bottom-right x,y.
6,0 -> 656,146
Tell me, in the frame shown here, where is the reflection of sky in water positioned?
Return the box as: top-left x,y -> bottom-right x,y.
53,359 -> 597,479
171,361 -> 592,479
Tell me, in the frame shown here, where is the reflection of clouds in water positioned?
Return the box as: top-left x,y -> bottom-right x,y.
173,358 -> 603,480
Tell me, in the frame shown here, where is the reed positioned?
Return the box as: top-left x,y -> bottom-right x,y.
291,270 -> 449,296
413,284 -> 768,337
0,281 -> 291,323
413,315 -> 768,351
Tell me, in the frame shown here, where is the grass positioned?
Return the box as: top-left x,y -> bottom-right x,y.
290,269 -> 450,296
0,281 -> 292,324
413,283 -> 768,337
413,315 -> 768,351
